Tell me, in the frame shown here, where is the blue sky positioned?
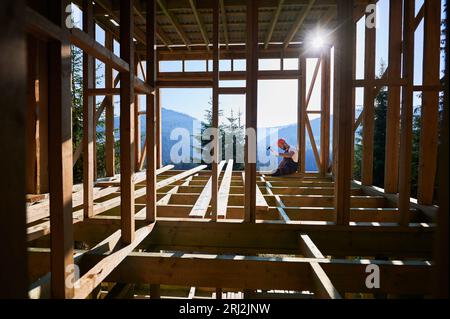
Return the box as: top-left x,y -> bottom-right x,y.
71,0 -> 446,128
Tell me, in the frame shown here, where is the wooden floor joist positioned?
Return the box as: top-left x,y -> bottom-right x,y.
190,161 -> 226,218
217,160 -> 234,218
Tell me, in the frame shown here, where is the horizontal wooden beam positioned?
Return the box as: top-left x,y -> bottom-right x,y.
74,219 -> 435,258
27,249 -> 432,295
25,7 -> 129,72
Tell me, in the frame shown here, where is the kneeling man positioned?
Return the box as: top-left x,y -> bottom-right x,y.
270,138 -> 299,177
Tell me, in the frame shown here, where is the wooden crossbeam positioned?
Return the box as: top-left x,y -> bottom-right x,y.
305,58 -> 321,109
283,0 -> 316,48
47,249 -> 431,295
306,117 -> 321,170
95,165 -> 174,187
73,224 -> 155,299
299,234 -> 342,299
191,161 -> 226,218
264,0 -> 285,49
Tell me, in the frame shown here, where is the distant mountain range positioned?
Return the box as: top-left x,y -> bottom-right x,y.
115,108 -> 333,172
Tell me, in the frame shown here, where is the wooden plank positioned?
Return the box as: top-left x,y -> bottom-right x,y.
47,0 -> 75,298
216,161 -> 234,217
245,0 -> 258,223
299,234 -> 324,258
398,0 -> 415,226
0,0 -> 28,298
146,0 -> 158,223
309,261 -> 342,299
334,0 -> 355,225
417,0 -> 441,205
211,0 -> 220,221
256,182 -> 269,211
64,250 -> 432,295
361,3 -> 376,186
157,166 -> 208,189
71,28 -> 129,72
96,165 -> 174,187
83,0 -> 95,218
264,0 -> 285,49
73,224 -> 155,299
384,0 -> 403,193
218,87 -> 246,95
120,0 -> 136,244
191,161 -> 226,218
188,287 -> 196,299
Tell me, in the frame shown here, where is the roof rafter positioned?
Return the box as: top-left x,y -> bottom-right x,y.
264,0 -> 285,49
219,0 -> 229,48
189,0 -> 210,51
157,0 -> 192,50
283,0 -> 316,48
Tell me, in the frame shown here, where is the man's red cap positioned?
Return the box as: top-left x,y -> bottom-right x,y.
277,138 -> 286,148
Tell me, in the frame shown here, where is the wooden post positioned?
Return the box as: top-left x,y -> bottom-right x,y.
105,31 -> 115,177
135,57 -> 141,172
211,0 -> 219,221
83,0 -> 95,218
244,0 -> 258,223
146,0 -> 157,223
417,0 -> 441,205
398,0 -> 415,226
433,7 -> 449,297
47,0 -> 75,298
150,284 -> 161,299
26,38 -> 49,195
361,4 -> 376,186
298,57 -> 307,174
156,88 -> 162,168
120,0 -> 136,243
384,0 -> 403,193
334,0 -> 355,225
0,0 -> 28,298
26,35 -> 38,195
320,49 -> 331,175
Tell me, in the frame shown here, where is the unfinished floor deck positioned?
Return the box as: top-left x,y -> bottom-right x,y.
27,163 -> 435,299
